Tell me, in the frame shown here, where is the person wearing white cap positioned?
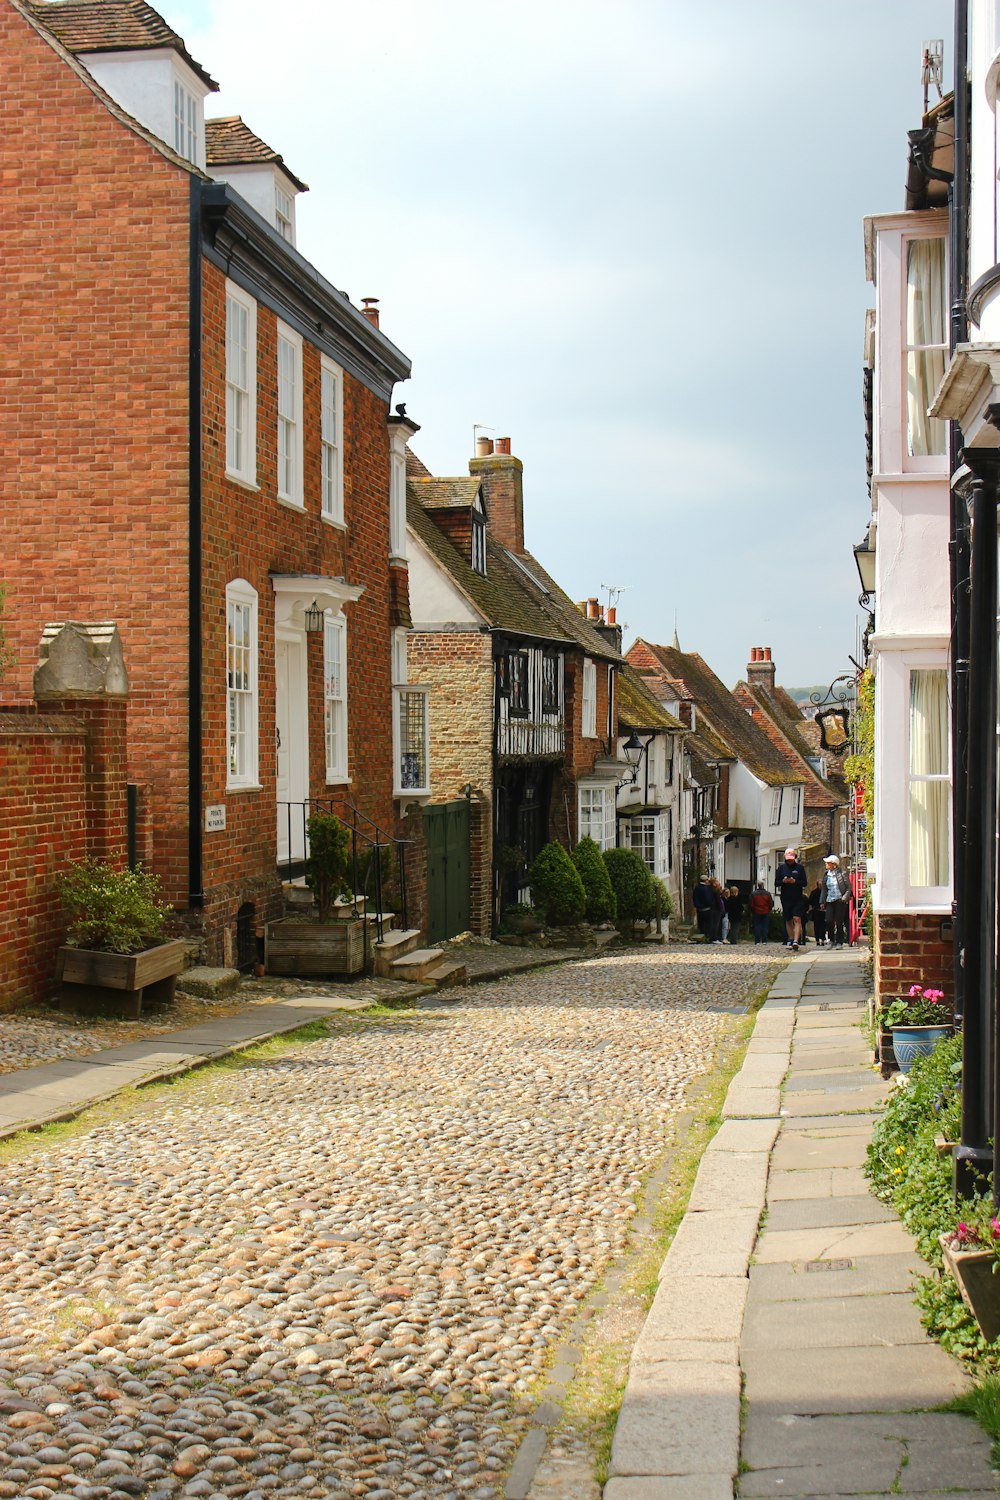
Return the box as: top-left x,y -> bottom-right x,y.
820,854 -> 852,948
774,847 -> 807,951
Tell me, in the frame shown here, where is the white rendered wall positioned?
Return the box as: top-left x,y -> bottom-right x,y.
872,477 -> 951,637
81,49 -> 209,169
407,532 -> 484,627
729,762 -> 762,834
207,163 -> 299,241
971,0 -> 999,330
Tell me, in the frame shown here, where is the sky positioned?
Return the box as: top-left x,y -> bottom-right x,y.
168,0 -> 952,689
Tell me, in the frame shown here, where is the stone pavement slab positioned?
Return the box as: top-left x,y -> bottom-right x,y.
608,1359 -> 741,1478
783,1069 -> 875,1092
706,1118 -> 781,1153
741,1292 -> 934,1350
780,1085 -> 888,1116
603,1478 -> 734,1500
721,1084 -> 782,1118
754,1221 -> 914,1263
742,1411 -> 988,1472
741,1343 -> 968,1413
766,1167 -> 871,1201
763,1194 -> 896,1231
771,1135 -> 870,1169
748,1253 -> 923,1302
664,1207 -> 761,1278
640,1276 -> 747,1344
687,1149 -> 770,1211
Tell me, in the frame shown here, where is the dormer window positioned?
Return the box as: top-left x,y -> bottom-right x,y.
472,510 -> 487,574
173,78 -> 198,163
275,185 -> 293,241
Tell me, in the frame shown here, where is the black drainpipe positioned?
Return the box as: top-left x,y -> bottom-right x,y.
950,0 -> 970,1026
188,177 -> 204,911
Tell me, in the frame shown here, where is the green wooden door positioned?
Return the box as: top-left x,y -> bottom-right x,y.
424,799 -> 471,944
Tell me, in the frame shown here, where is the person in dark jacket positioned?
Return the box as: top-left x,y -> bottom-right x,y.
725,886 -> 744,944
749,882 -> 774,944
774,846 -> 807,951
691,876 -> 714,943
807,880 -> 827,947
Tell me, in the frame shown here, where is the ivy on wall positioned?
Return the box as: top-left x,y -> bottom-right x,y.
843,668 -> 874,858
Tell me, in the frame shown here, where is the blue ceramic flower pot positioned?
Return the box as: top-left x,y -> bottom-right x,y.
890,1024 -> 952,1074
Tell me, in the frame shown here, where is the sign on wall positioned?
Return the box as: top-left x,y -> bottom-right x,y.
205,804 -> 227,832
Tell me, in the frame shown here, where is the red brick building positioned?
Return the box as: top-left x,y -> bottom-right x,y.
407,441 -> 622,933
2,0 -> 426,964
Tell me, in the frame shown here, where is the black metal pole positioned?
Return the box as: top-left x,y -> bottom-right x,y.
951,0 -> 971,1023
956,451 -> 999,1198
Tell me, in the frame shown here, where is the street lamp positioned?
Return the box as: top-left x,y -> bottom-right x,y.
853,530 -> 876,606
621,730 -> 649,786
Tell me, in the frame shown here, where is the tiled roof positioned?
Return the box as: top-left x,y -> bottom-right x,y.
408,476 -> 482,512
506,550 -> 621,663
406,446 -> 433,480
630,641 -> 801,787
686,734 -> 721,786
618,664 -> 684,734
28,0 -> 219,88
733,682 -> 845,811
205,116 -> 308,192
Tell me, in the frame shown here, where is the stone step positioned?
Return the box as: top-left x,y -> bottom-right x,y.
373,928 -> 423,978
428,959 -> 468,989
593,929 -> 621,950
390,947 -> 448,982
176,966 -> 242,999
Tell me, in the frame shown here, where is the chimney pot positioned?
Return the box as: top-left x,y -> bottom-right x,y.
587,598 -> 599,619
495,436 -> 511,455
361,297 -> 380,328
607,606 -> 617,625
475,436 -> 494,457
764,646 -> 772,662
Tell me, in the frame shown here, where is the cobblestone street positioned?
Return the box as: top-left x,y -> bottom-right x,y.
0,947 -> 777,1500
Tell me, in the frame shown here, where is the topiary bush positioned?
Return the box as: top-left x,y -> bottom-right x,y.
529,841 -> 587,926
571,836 -> 617,923
306,811 -> 352,921
652,877 -> 673,921
603,847 -> 655,936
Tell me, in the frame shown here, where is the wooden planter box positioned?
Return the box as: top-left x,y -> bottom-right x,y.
56,938 -> 187,1020
940,1233 -> 1000,1343
266,917 -> 366,977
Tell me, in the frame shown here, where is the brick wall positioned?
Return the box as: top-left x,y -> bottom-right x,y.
0,699 -> 129,1011
408,630 -> 493,934
874,912 -> 953,1009
199,261 -> 404,960
0,3 -> 192,902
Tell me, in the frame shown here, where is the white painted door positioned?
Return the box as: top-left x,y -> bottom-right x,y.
275,633 -> 309,864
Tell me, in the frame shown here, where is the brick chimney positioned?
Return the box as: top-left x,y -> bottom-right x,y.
469,437 -> 523,552
747,645 -> 776,691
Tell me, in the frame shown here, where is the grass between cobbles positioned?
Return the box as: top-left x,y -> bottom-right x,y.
556,964 -> 786,1487
865,1031 -> 1000,1457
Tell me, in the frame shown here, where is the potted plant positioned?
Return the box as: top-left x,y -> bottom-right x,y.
267,810 -> 365,976
881,984 -> 952,1074
939,1217 -> 1000,1344
55,860 -> 185,1019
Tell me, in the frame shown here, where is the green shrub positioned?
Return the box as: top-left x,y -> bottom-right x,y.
528,841 -> 587,926
56,860 -> 172,954
603,847 -> 655,935
864,1034 -> 1000,1370
306,811 -> 352,921
571,837 -> 617,922
652,877 -> 673,921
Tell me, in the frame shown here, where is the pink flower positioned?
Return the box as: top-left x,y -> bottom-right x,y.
925,989 -> 946,1004
909,985 -> 924,998
991,1218 -> 1000,1241
957,1221 -> 976,1244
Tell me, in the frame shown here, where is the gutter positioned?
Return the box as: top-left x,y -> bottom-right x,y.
188,176 -> 204,910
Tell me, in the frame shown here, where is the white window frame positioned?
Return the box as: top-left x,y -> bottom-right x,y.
225,280 -> 257,487
788,786 -> 802,823
906,665 -> 951,899
226,579 -> 258,790
391,627 -> 408,688
274,183 -> 293,241
578,783 -> 615,850
323,612 -> 348,782
277,321 -> 303,507
390,449 -> 407,561
902,234 -> 947,465
320,356 -> 344,526
472,509 -> 487,574
769,788 -> 783,826
173,76 -> 197,163
582,657 -> 597,739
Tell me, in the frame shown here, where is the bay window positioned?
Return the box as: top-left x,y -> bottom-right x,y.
579,783 -> 615,850
905,237 -> 947,458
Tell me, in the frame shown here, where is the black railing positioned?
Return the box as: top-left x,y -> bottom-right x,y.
276,798 -> 413,959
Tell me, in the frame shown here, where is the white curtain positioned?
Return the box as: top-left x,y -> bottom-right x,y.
908,669 -> 949,886
906,238 -> 946,457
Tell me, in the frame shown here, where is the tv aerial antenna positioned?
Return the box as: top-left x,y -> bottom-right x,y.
922,39 -> 943,115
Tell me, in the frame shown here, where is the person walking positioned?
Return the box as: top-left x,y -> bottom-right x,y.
807,879 -> 827,947
725,885 -> 744,944
749,881 -> 774,944
820,854 -> 852,948
775,846 -> 807,951
713,879 -> 728,943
